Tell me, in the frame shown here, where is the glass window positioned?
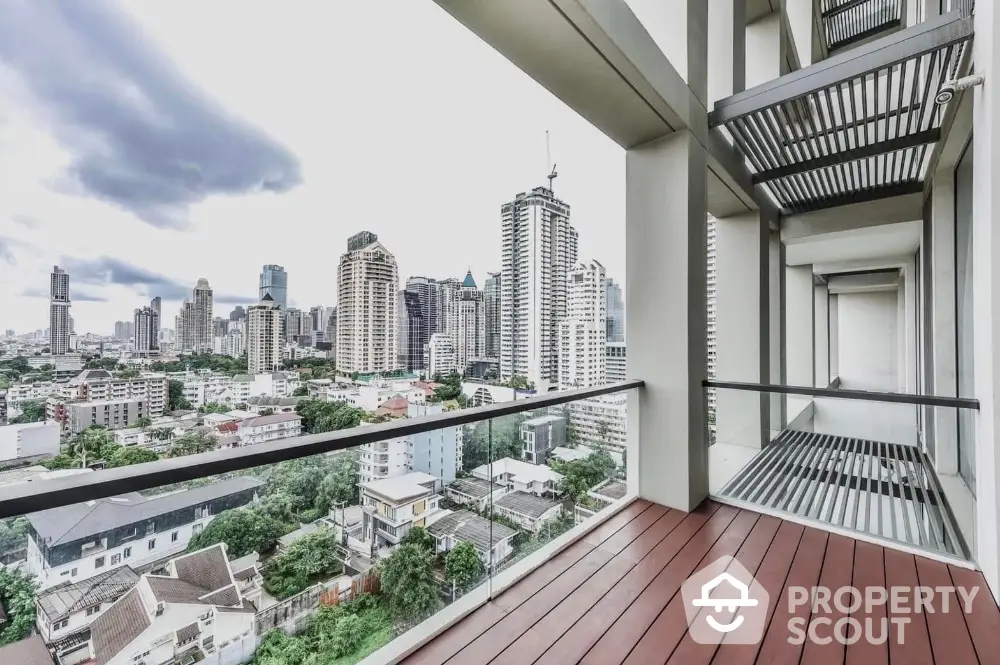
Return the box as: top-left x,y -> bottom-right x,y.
95,556 -> 105,569
955,137 -> 975,493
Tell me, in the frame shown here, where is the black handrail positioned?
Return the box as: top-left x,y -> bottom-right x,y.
703,379 -> 978,410
0,380 -> 644,518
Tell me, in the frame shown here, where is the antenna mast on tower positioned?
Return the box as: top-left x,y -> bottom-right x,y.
546,130 -> 558,193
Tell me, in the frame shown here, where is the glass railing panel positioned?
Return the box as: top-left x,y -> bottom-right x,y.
0,382 -> 639,665
706,381 -> 975,563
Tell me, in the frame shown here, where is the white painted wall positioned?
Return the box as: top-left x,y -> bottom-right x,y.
837,291 -> 898,391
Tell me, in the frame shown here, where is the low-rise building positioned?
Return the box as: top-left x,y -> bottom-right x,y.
493,491 -> 563,533
65,370 -> 169,417
0,421 -> 59,465
567,392 -> 627,452
549,446 -> 590,463
36,566 -> 141,646
358,403 -> 459,485
360,471 -> 441,550
519,414 -> 566,464
443,477 -> 508,513
471,457 -> 563,497
54,398 -> 147,438
245,396 -> 303,414
83,544 -> 259,665
25,476 -> 264,589
426,509 -> 517,571
236,412 -> 302,446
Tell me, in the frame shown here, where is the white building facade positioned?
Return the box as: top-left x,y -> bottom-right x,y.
336,231 -> 399,374
247,295 -> 282,374
557,260 -> 607,389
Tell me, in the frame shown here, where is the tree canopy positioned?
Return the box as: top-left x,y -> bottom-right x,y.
378,543 -> 440,621
9,400 -> 45,424
199,402 -> 229,414
295,399 -> 365,435
400,526 -> 435,553
168,379 -> 192,411
262,527 -> 342,599
107,446 -> 161,468
428,371 -> 462,402
0,567 -> 38,645
460,413 -> 527,471
550,448 -> 618,502
187,507 -> 288,558
152,352 -> 248,376
168,430 -> 217,457
445,541 -> 484,589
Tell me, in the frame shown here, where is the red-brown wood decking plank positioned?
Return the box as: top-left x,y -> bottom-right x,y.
532,503 -> 723,665
882,548 -> 933,665
799,533 -> 855,665
950,566 -> 1000,665
753,526 -> 829,665
444,502 -> 669,665
402,500 -> 653,665
578,505 -> 753,665
916,556 -> 979,665
709,521 -> 806,665
488,508 -> 688,665
845,540 -> 888,665
661,513 -> 784,665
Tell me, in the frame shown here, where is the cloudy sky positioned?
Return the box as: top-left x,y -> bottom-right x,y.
0,0 -> 624,335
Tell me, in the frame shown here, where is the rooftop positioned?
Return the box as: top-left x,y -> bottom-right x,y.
472,457 -> 563,486
591,479 -> 628,501
362,471 -> 439,503
37,565 -> 140,623
247,395 -> 304,406
239,412 -> 302,428
494,491 -> 562,518
27,476 -> 264,546
0,635 -> 54,665
522,414 -> 564,426
426,509 -> 517,551
550,446 -> 590,462
447,477 -> 505,500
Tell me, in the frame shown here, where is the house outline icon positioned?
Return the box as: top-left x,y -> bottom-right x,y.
691,571 -> 759,612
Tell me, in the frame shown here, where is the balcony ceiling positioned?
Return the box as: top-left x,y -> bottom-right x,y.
710,11 -> 973,216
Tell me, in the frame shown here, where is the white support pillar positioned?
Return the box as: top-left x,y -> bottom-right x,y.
829,294 -> 840,380
715,213 -> 770,449
815,283 -> 830,387
972,0 -> 1000,601
627,130 -> 708,511
786,264 -> 815,419
770,230 -> 785,431
902,258 -> 917,393
708,0 -> 746,108
746,12 -> 783,88
625,0 -> 708,106
783,0 -> 814,67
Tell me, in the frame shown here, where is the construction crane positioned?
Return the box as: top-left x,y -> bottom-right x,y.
546,130 -> 558,192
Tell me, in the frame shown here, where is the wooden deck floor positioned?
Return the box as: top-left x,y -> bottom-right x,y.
401,500 -> 1000,665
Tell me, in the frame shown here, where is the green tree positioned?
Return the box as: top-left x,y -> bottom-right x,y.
262,528 -> 342,599
117,368 -> 140,379
199,402 -> 228,414
292,386 -> 308,397
314,452 -> 360,511
255,493 -> 297,525
168,379 -> 192,411
378,543 -> 440,620
0,567 -> 38,645
68,427 -> 118,464
134,416 -> 154,429
0,518 -> 28,557
168,430 -> 217,457
295,399 -> 365,435
188,508 -> 287,557
329,613 -> 366,658
82,357 -> 120,371
551,449 -> 617,502
107,446 -> 161,468
401,526 -> 435,553
9,400 -> 45,424
41,454 -> 80,470
445,541 -> 484,589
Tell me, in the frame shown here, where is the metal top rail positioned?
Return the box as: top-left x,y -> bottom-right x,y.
0,380 -> 643,518
704,379 -> 978,410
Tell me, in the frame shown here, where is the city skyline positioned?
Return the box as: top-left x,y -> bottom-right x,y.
0,0 -> 624,335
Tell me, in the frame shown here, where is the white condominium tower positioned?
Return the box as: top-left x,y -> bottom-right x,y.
500,185 -> 578,389
336,231 -> 399,374
453,271 -> 486,373
49,266 -> 71,355
248,294 -> 282,373
175,278 -> 214,353
558,260 -> 607,389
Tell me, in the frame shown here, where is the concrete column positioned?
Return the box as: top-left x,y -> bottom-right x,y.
786,264 -> 815,419
931,173 -> 958,474
715,212 -> 770,448
972,0 -> 1000,601
770,231 -> 785,430
746,12 -> 783,88
626,130 -> 708,511
708,0 -> 746,108
830,294 -> 840,379
815,283 -> 830,387
625,0 -> 708,106
783,0 -> 814,67
902,258 -> 917,393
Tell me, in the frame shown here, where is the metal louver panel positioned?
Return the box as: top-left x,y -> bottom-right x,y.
718,430 -> 970,560
822,0 -> 903,52
710,12 -> 973,215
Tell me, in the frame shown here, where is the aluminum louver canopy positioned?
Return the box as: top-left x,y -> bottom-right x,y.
709,11 -> 973,215
821,0 -> 903,52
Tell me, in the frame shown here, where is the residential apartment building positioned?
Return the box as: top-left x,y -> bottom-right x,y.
0,421 -> 59,464
567,391 -> 628,452
424,333 -> 456,377
557,260 -> 607,389
35,566 -> 140,646
82,544 -> 259,665
50,266 -> 71,356
398,289 -> 426,372
236,412 -> 302,446
336,231 -> 399,373
62,370 -> 169,417
519,414 -> 567,464
25,476 -> 263,589
174,279 -> 213,353
500,186 -> 578,390
113,321 -> 133,342
605,342 -> 626,384
259,264 -> 288,311
452,271 -> 486,374
605,278 -> 625,344
247,294 -> 282,374
360,471 -> 442,550
132,303 -> 160,354
358,402 -> 458,485
484,271 -> 502,359
63,399 -> 146,437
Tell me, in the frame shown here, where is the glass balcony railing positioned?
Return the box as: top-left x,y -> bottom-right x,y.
705,379 -> 976,563
0,380 -> 639,665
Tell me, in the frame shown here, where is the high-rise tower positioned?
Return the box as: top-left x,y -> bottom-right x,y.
259,265 -> 288,311
336,232 -> 399,374
49,266 -> 71,355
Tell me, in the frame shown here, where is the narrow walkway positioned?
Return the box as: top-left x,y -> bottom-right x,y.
401,500 -> 1000,665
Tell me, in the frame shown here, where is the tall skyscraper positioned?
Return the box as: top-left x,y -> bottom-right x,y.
285,308 -> 307,341
436,277 -> 461,336
398,290 -> 425,371
484,272 -> 502,359
248,295 -> 282,374
558,260 -> 607,389
229,305 -> 247,322
175,278 -> 213,352
500,185 -> 578,388
405,277 -> 440,361
454,271 -> 486,373
605,278 -> 625,343
336,231 -> 399,374
49,266 -> 71,355
134,299 -> 160,354
259,265 -> 288,311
